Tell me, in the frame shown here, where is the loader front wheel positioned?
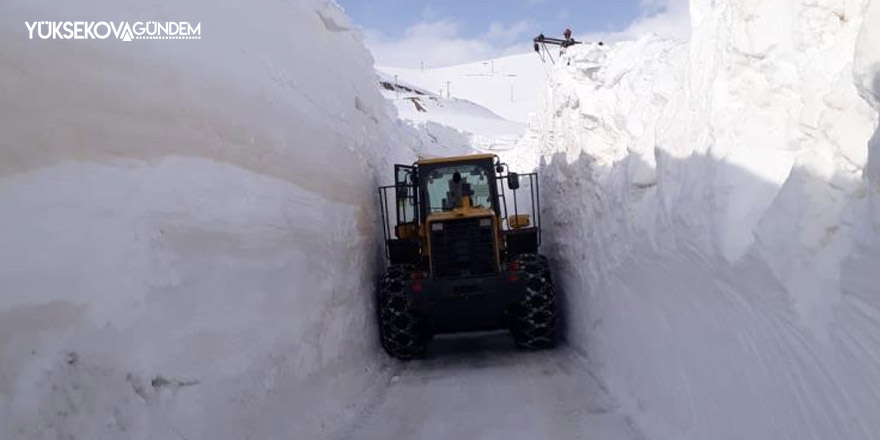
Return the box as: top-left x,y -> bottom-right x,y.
509,254 -> 557,350
377,265 -> 429,360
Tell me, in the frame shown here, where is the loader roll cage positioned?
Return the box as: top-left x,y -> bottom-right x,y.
378,156 -> 542,263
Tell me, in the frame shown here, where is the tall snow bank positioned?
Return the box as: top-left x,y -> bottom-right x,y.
0,1 -> 413,439
537,1 -> 880,438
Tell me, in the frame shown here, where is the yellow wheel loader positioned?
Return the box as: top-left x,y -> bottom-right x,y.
377,154 -> 557,359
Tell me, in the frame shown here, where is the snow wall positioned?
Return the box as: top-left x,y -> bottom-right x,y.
0,1 -> 415,439
538,1 -> 880,439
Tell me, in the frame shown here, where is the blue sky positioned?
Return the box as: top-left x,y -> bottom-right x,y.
337,0 -> 645,39
335,0 -> 689,67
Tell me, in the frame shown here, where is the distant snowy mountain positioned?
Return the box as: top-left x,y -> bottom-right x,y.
377,71 -> 521,136
377,53 -> 554,170
378,72 -> 527,167
376,70 -> 525,157
379,52 -> 549,124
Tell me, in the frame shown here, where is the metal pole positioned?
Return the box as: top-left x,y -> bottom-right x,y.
513,186 -> 519,218
394,74 -> 399,100
446,81 -> 450,98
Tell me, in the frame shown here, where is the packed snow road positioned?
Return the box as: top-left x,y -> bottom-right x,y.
338,334 -> 644,440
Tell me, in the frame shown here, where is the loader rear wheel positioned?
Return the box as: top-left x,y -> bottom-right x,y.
509,254 -> 557,350
378,265 -> 429,360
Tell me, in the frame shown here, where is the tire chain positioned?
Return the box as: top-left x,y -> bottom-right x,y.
378,265 -> 428,359
510,254 -> 557,349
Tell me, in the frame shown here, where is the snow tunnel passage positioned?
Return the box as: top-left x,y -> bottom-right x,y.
3,0 -> 880,438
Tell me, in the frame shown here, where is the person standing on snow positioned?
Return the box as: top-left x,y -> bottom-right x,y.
561,28 -> 576,49
560,28 -> 576,55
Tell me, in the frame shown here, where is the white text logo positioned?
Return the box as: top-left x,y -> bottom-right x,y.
25,21 -> 201,42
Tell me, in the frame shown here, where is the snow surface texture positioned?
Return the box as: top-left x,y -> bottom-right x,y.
536,1 -> 880,439
0,1 -> 420,439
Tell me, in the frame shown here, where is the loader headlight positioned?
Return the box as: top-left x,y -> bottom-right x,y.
479,218 -> 492,228
431,223 -> 444,232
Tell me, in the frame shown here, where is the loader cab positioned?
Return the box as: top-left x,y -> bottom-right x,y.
378,154 -> 542,277
417,156 -> 500,218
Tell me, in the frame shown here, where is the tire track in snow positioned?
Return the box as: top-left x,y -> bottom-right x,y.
339,332 -> 645,440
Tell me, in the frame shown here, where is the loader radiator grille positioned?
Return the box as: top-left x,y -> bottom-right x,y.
429,218 -> 497,278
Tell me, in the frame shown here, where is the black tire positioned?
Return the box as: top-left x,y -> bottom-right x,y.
509,254 -> 557,350
377,265 -> 429,360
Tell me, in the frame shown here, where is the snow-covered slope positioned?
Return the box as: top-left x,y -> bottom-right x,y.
380,53 -> 548,123
379,54 -> 553,173
377,72 -> 524,156
0,1 -> 416,439
536,1 -> 880,439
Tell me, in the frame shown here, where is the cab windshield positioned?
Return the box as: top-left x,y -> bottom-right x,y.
424,164 -> 492,213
